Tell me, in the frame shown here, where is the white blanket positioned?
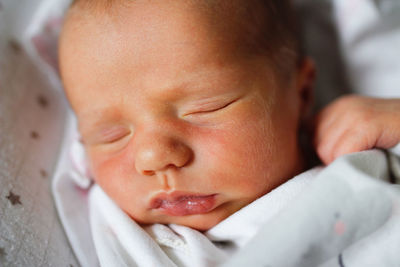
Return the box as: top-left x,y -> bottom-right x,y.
52,117 -> 400,267
223,150 -> 400,267
88,166 -> 321,267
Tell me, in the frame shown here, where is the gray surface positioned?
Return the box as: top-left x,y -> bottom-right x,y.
0,0 -> 78,266
0,44 -> 77,267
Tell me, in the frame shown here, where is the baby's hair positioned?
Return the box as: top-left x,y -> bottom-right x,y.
70,0 -> 301,80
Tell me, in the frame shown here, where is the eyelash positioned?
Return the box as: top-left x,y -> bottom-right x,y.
103,132 -> 130,144
186,99 -> 238,116
98,128 -> 131,144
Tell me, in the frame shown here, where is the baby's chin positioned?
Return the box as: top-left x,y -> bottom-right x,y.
132,200 -> 248,231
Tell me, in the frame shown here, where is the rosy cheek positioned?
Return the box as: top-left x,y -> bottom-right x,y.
196,125 -> 267,163
200,130 -> 232,155
89,150 -> 131,187
89,150 -> 149,210
191,118 -> 276,195
193,128 -> 248,172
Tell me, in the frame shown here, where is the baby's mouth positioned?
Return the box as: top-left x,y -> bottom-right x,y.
150,193 -> 218,216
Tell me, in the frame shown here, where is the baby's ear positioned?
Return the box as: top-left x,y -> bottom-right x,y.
296,57 -> 315,120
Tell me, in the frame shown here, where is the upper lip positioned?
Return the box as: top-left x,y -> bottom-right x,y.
149,191 -> 217,209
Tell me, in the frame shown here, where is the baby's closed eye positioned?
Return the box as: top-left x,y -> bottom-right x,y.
181,97 -> 241,118
186,99 -> 239,115
83,125 -> 132,145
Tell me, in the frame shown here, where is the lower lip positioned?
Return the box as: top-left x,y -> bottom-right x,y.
153,195 -> 217,216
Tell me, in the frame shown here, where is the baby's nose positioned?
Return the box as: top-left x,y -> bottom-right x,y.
134,134 -> 193,176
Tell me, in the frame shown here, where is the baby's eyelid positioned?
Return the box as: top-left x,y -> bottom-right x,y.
101,130 -> 131,144
184,98 -> 239,116
92,126 -> 132,145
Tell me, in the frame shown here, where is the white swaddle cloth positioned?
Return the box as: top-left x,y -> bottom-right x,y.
52,115 -> 400,267
88,167 -> 320,267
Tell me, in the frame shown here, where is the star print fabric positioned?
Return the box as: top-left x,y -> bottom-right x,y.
0,0 -> 78,266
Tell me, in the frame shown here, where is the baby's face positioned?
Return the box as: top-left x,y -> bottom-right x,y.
60,2 -> 307,230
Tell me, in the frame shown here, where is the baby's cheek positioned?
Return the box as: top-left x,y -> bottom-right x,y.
193,120 -> 275,193
89,153 -> 125,192
91,153 -> 154,221
88,150 -> 142,200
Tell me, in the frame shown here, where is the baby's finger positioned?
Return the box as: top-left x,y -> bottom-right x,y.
312,101 -> 350,148
313,109 -> 355,163
315,107 -> 375,164
326,123 -> 378,164
313,111 -> 341,149
375,123 -> 400,149
315,120 -> 351,164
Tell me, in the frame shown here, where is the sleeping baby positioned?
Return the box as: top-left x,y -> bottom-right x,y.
57,0 -> 400,266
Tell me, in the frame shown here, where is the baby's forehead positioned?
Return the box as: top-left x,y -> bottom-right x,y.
64,0 -> 300,82
61,2 -> 271,86
67,0 -> 274,51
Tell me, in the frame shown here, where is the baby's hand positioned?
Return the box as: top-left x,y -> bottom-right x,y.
313,95 -> 400,164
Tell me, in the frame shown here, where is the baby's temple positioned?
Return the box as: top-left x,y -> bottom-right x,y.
1,0 -> 400,266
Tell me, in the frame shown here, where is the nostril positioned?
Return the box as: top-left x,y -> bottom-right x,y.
165,164 -> 178,170
142,170 -> 155,176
